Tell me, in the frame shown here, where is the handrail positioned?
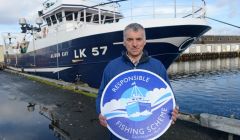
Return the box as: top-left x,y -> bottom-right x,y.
182,0 -> 206,18
119,0 -> 206,20
41,0 -> 206,28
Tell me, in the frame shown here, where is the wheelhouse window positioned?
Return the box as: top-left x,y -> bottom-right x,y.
65,11 -> 73,21
51,15 -> 57,24
93,14 -> 104,23
86,13 -> 92,22
104,16 -> 113,23
56,12 -> 63,22
93,14 -> 99,23
115,18 -> 120,22
74,12 -> 78,21
46,17 -> 51,26
79,12 -> 84,21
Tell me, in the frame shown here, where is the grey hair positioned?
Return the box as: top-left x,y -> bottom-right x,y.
123,23 -> 146,41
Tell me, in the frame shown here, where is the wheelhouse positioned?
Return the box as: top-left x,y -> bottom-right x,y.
40,1 -> 123,27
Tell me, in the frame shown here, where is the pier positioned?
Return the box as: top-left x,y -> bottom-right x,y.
178,35 -> 240,61
168,57 -> 240,74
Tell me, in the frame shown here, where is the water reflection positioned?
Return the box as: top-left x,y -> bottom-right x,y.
0,94 -> 59,140
27,103 -> 36,112
169,57 -> 240,119
39,105 -> 70,140
26,103 -> 71,140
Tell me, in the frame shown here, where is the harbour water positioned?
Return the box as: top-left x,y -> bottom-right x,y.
169,57 -> 240,119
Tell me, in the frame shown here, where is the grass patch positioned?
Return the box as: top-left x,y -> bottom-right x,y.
26,76 -> 97,98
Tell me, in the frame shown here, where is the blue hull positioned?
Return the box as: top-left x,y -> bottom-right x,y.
5,25 -> 210,88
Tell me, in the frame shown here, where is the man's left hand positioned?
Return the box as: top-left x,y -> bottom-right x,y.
171,105 -> 179,124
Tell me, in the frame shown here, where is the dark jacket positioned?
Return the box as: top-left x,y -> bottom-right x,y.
96,51 -> 171,114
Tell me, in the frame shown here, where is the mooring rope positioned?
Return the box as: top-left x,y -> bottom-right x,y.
205,16 -> 240,29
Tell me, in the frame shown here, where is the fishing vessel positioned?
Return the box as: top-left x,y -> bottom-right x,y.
2,0 -> 210,88
126,82 -> 151,116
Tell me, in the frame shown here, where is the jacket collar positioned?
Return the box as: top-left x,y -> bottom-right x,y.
122,50 -> 150,64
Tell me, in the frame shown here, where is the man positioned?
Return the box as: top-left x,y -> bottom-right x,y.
96,23 -> 179,139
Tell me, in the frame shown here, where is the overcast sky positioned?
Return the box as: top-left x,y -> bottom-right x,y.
0,0 -> 239,45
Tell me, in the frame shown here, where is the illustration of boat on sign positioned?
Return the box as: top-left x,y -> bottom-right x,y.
1,0 -> 210,88
126,82 -> 151,117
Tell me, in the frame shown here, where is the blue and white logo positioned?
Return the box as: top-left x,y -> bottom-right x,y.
100,69 -> 175,140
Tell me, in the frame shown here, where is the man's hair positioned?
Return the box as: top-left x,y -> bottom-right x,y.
123,23 -> 146,41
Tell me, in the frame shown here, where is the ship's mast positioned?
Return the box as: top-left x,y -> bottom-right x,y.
131,82 -> 144,101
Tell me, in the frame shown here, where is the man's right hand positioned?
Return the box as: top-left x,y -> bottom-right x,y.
99,114 -> 107,127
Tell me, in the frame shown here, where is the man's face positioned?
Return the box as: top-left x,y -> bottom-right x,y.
123,29 -> 146,58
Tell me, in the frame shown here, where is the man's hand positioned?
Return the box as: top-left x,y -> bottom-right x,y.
99,114 -> 107,127
171,105 -> 179,124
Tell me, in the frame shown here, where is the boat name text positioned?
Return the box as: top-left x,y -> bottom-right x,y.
50,51 -> 69,58
74,46 -> 108,58
50,46 -> 108,59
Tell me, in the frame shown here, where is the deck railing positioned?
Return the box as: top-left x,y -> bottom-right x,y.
90,0 -> 207,23
120,0 -> 206,21
40,0 -> 207,30
76,0 -> 207,24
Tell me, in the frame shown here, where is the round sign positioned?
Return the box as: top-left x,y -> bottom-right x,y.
100,69 -> 175,140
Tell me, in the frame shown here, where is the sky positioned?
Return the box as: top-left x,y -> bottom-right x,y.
0,0 -> 240,45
